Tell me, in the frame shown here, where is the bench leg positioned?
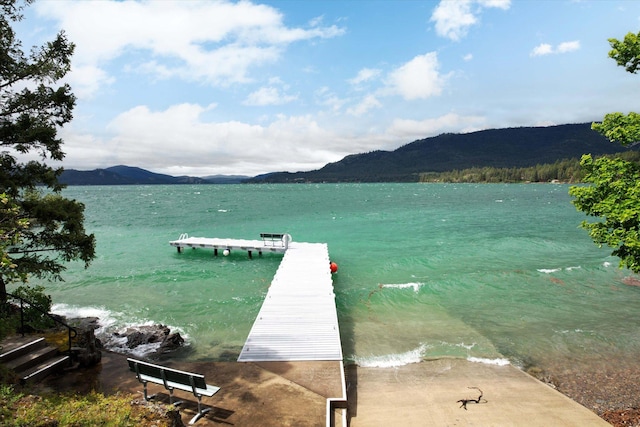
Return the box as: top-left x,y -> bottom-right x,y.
167,388 -> 184,407
188,395 -> 211,425
142,381 -> 157,401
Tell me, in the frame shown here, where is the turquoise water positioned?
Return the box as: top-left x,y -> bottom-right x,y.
20,184 -> 640,371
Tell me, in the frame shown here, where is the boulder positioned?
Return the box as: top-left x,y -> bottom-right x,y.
67,317 -> 100,331
113,324 -> 185,354
115,324 -> 170,348
63,317 -> 102,367
158,333 -> 185,354
76,328 -> 102,367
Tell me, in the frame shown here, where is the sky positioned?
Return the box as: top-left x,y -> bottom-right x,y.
12,0 -> 640,177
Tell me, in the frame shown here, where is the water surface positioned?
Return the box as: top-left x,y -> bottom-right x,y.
28,183 -> 638,372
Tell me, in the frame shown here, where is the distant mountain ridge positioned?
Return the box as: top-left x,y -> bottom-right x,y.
60,166 -> 248,185
60,123 -> 637,185
248,123 -> 636,183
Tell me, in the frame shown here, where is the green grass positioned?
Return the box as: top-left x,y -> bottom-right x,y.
0,384 -> 176,426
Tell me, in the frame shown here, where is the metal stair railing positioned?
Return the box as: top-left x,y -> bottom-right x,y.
2,292 -> 78,359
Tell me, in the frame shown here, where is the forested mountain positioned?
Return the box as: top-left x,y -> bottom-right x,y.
60,166 -> 247,185
247,123 -> 637,183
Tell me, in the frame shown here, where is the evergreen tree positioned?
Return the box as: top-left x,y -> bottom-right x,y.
0,0 -> 95,301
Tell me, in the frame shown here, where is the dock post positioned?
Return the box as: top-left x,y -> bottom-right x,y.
214,248 -> 218,256
283,233 -> 292,250
248,250 -> 253,259
177,246 -> 182,253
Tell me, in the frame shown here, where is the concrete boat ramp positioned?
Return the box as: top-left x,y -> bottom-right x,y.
169,233 -> 609,427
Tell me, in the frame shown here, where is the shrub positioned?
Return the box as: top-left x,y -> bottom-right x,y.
11,285 -> 55,332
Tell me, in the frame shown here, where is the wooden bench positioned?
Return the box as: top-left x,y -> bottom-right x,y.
127,358 -> 220,425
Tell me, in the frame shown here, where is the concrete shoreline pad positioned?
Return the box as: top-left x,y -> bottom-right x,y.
32,351 -> 609,426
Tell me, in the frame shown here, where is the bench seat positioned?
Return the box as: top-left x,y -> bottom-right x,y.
128,358 -> 220,424
135,371 -> 220,397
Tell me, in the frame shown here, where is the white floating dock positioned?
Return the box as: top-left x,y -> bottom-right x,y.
169,233 -> 288,257
238,242 -> 343,362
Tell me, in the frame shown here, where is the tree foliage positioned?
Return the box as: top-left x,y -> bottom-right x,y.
571,155 -> 640,272
0,0 -> 95,300
419,157 -> 589,183
592,112 -> 640,146
570,31 -> 640,273
608,31 -> 640,74
0,192 -> 28,283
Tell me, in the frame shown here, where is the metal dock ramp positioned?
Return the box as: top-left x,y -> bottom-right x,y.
238,242 -> 343,362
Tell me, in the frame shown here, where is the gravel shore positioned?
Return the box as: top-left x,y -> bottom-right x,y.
529,355 -> 640,427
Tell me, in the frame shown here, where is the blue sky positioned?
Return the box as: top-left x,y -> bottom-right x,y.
14,0 -> 640,176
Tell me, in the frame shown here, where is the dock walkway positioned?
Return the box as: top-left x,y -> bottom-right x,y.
238,242 -> 342,362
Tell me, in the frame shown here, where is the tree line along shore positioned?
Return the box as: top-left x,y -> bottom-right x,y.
418,151 -> 640,184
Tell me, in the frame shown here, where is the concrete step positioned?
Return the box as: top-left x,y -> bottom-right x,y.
0,335 -> 73,384
5,344 -> 58,372
20,355 -> 70,384
0,336 -> 47,364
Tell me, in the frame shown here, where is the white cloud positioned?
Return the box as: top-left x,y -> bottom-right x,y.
531,43 -> 553,57
315,87 -> 348,112
243,87 -> 298,106
557,40 -> 581,53
430,0 -> 476,41
308,15 -> 325,27
388,113 -> 486,139
68,65 -> 115,99
477,0 -> 511,8
61,100 -> 466,176
59,103 -> 364,176
78,101 -> 490,175
386,53 -> 448,100
347,95 -> 382,116
35,0 -> 345,98
430,0 -> 511,41
531,40 -> 580,56
349,68 -> 382,86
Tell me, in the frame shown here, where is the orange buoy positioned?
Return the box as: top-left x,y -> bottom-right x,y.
330,262 -> 338,273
